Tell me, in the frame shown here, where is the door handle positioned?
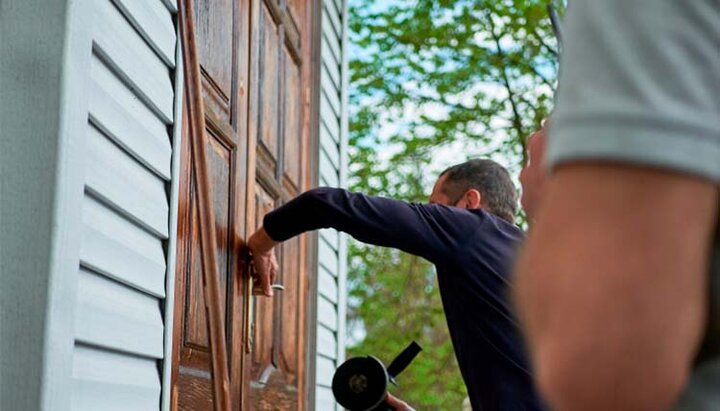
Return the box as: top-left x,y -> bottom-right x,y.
242,250 -> 284,353
253,283 -> 285,294
243,249 -> 254,354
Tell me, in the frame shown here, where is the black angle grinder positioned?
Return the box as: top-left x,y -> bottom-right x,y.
332,341 -> 422,411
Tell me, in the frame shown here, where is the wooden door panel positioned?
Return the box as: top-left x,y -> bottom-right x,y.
246,0 -> 310,407
184,133 -> 233,349
206,135 -> 233,298
174,120 -> 239,410
279,236 -> 301,376
287,0 -> 304,31
173,124 -> 219,410
283,46 -> 302,187
176,367 -> 214,411
251,183 -> 277,380
258,3 -> 281,165
247,234 -> 305,409
194,0 -> 234,111
185,186 -> 209,349
173,0 -> 250,409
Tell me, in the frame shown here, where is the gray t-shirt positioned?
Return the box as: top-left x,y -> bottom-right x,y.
547,0 -> 720,409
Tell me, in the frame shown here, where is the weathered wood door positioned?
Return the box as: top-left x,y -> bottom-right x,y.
172,0 -> 316,409
245,0 -> 313,409
170,0 -> 251,409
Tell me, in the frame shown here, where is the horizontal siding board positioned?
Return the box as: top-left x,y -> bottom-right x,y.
321,54 -> 340,94
161,0 -> 178,13
321,26 -> 341,70
320,128 -> 340,168
89,54 -> 169,149
319,112 -> 340,147
317,324 -> 338,359
80,195 -> 166,297
74,269 -> 164,358
316,386 -> 337,410
321,87 -> 341,122
320,89 -> 340,122
320,104 -> 341,142
318,266 -> 339,303
72,344 -> 161,410
319,228 -> 339,251
322,2 -> 341,40
93,0 -> 174,123
327,0 -> 343,24
316,356 -> 337,388
319,150 -> 340,187
320,71 -> 341,118
81,222 -> 167,298
318,236 -> 338,273
321,53 -> 341,92
318,296 -> 338,331
319,229 -> 338,252
89,61 -> 172,180
85,125 -> 170,238
319,167 -> 338,189
111,0 -> 176,66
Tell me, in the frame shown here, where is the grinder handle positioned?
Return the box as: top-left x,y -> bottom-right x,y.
386,341 -> 422,381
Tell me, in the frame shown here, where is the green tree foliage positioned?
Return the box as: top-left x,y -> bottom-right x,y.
346,0 -> 562,408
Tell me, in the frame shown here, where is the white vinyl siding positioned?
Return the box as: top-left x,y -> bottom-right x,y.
71,1 -> 179,410
315,0 -> 349,409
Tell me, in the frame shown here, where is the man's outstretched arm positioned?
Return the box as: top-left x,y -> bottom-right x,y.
514,164 -> 718,410
248,187 -> 462,295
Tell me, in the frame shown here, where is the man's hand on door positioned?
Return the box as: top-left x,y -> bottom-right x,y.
248,227 -> 279,297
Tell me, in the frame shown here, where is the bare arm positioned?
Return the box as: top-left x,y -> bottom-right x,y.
385,393 -> 415,411
514,163 -> 718,410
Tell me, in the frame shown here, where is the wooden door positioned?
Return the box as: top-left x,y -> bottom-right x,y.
171,0 -> 252,409
245,0 -> 314,409
172,0 -> 317,410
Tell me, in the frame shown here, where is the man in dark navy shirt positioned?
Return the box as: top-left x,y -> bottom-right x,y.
248,138 -> 548,410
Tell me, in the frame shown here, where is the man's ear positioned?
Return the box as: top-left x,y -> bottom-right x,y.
466,189 -> 482,209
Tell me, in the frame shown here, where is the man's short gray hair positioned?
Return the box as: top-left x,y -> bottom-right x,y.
440,159 -> 518,223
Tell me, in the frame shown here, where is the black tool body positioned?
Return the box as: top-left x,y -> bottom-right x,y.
332,341 -> 422,410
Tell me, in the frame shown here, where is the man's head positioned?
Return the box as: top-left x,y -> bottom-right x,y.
519,126 -> 548,221
430,159 -> 518,223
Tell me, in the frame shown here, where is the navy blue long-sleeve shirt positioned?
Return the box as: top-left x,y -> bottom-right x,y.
264,187 -> 544,410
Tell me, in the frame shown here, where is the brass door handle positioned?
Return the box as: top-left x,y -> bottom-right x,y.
253,283 -> 284,294
243,248 -> 254,354
243,249 -> 284,353
244,270 -> 254,354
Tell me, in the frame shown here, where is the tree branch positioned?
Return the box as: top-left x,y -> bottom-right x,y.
486,11 -> 529,160
531,30 -> 559,60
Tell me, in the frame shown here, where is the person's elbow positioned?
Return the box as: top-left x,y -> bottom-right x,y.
533,335 -> 691,411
